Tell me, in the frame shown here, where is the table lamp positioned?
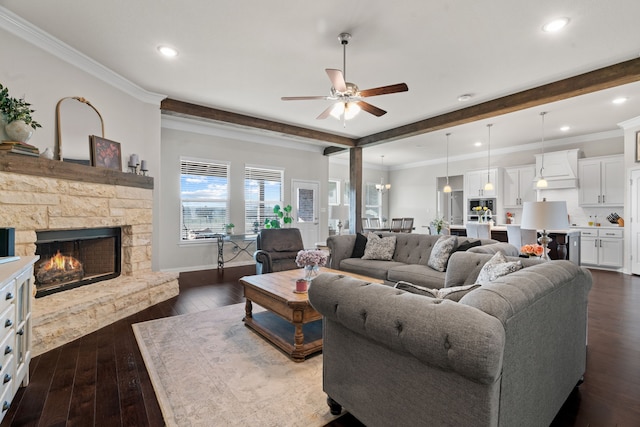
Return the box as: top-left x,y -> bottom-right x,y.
520,199 -> 569,260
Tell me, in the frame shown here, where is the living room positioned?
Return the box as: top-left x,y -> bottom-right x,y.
2,2 -> 640,426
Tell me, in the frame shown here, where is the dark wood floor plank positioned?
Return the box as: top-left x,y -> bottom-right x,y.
66,331 -> 98,427
36,339 -> 81,427
94,323 -> 121,427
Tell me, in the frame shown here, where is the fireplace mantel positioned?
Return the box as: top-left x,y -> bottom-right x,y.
0,152 -> 153,189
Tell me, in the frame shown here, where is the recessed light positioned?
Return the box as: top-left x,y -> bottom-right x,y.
457,94 -> 473,102
560,126 -> 571,132
542,17 -> 570,33
157,45 -> 178,58
474,141 -> 482,147
612,97 -> 628,105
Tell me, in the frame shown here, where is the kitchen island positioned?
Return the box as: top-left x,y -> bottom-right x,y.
449,225 -> 580,263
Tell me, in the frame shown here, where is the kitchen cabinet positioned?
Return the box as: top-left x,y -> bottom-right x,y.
578,227 -> 623,269
0,256 -> 37,423
503,165 -> 536,207
578,155 -> 624,207
466,168 -> 499,198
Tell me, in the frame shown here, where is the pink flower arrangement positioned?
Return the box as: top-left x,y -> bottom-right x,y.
520,244 -> 544,257
295,250 -> 328,267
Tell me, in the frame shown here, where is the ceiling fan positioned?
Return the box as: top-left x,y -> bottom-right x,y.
281,32 -> 408,122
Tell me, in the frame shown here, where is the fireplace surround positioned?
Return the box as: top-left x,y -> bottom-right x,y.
0,152 -> 179,355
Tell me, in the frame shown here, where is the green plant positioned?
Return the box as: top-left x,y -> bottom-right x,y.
430,217 -> 448,234
0,83 -> 41,129
263,204 -> 293,229
224,223 -> 235,229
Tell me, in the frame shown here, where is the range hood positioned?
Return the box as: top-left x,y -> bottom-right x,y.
533,149 -> 580,189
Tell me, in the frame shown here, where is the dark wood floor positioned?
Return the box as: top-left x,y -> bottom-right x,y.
2,266 -> 639,426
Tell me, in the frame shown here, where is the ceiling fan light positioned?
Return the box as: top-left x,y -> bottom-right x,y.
330,102 -> 360,120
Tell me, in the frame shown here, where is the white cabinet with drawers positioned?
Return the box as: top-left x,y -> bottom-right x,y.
0,256 -> 37,423
578,227 -> 623,269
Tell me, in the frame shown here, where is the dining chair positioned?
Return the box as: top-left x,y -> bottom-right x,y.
466,222 -> 490,239
361,217 -> 370,229
369,218 -> 380,228
401,217 -> 414,233
390,218 -> 403,232
507,225 -> 538,248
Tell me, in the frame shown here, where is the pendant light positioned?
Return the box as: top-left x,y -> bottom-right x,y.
443,133 -> 452,193
483,124 -> 494,191
375,155 -> 391,193
536,112 -> 549,188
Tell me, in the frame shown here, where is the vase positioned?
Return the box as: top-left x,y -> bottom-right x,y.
5,120 -> 34,143
303,265 -> 319,281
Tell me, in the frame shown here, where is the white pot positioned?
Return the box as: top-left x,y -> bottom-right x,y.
5,120 -> 34,143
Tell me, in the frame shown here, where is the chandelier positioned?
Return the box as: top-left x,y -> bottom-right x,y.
376,155 -> 391,193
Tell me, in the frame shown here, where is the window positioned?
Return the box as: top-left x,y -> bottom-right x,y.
364,182 -> 381,219
245,166 -> 284,231
180,158 -> 229,240
328,180 -> 340,206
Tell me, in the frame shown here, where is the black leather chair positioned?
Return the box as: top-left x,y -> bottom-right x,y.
254,228 -> 305,274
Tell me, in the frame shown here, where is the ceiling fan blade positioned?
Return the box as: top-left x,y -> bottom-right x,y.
281,96 -> 329,101
316,104 -> 334,120
359,83 -> 409,97
326,69 -> 347,92
357,101 -> 387,117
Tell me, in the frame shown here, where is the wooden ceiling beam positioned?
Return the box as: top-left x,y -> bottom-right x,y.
356,57 -> 640,147
160,98 -> 357,148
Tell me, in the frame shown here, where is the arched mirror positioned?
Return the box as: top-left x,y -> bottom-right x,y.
55,97 -> 104,162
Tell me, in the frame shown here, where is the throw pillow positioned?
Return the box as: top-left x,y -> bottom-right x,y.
394,281 -> 480,301
361,233 -> 396,261
475,251 -> 523,285
351,233 -> 368,258
427,235 -> 458,272
454,239 -> 482,253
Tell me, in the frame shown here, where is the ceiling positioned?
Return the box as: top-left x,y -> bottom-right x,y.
3,1 -> 640,167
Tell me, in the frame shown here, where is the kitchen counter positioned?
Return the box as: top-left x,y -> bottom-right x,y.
449,225 -> 580,262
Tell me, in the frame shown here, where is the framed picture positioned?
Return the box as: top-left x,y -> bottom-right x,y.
90,135 -> 122,170
637,131 -> 640,162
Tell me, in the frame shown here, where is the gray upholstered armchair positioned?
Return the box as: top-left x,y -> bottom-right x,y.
253,228 -> 305,274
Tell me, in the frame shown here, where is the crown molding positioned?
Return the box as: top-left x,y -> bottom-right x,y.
161,115 -> 324,154
0,6 -> 165,105
618,115 -> 640,130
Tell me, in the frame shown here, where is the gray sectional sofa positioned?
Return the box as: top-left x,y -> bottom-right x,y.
326,232 -> 517,288
309,252 -> 592,427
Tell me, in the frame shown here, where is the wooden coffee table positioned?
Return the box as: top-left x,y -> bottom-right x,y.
241,267 -> 381,362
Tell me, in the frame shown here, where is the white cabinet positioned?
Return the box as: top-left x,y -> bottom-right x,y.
466,168 -> 499,198
503,165 -> 536,208
0,256 -> 36,423
578,155 -> 624,206
578,228 -> 623,269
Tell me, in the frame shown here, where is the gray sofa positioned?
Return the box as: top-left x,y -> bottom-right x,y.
326,232 -> 517,288
309,252 -> 592,427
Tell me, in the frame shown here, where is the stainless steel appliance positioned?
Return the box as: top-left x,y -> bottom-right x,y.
467,198 -> 496,221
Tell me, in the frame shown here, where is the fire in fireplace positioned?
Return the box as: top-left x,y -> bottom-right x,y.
35,227 -> 121,297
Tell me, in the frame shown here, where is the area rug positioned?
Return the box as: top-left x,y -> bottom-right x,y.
132,303 -> 336,427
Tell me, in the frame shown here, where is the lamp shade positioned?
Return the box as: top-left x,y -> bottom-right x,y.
520,200 -> 569,231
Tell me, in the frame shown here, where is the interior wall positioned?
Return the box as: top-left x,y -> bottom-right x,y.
160,123 -> 329,272
0,26 -> 163,267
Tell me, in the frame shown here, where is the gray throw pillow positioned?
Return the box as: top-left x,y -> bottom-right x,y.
475,251 -> 523,285
427,235 -> 458,272
361,233 -> 396,260
395,281 -> 480,302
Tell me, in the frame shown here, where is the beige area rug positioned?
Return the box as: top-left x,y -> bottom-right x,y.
132,303 -> 336,427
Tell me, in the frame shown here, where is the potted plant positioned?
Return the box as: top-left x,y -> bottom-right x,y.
0,83 -> 41,143
264,204 -> 293,229
224,223 -> 235,235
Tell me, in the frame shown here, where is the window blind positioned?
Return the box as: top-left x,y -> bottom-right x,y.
245,166 -> 283,231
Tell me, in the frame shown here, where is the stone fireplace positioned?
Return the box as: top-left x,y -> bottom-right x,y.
0,153 -> 179,356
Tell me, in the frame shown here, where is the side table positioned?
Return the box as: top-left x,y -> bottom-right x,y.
215,233 -> 257,269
